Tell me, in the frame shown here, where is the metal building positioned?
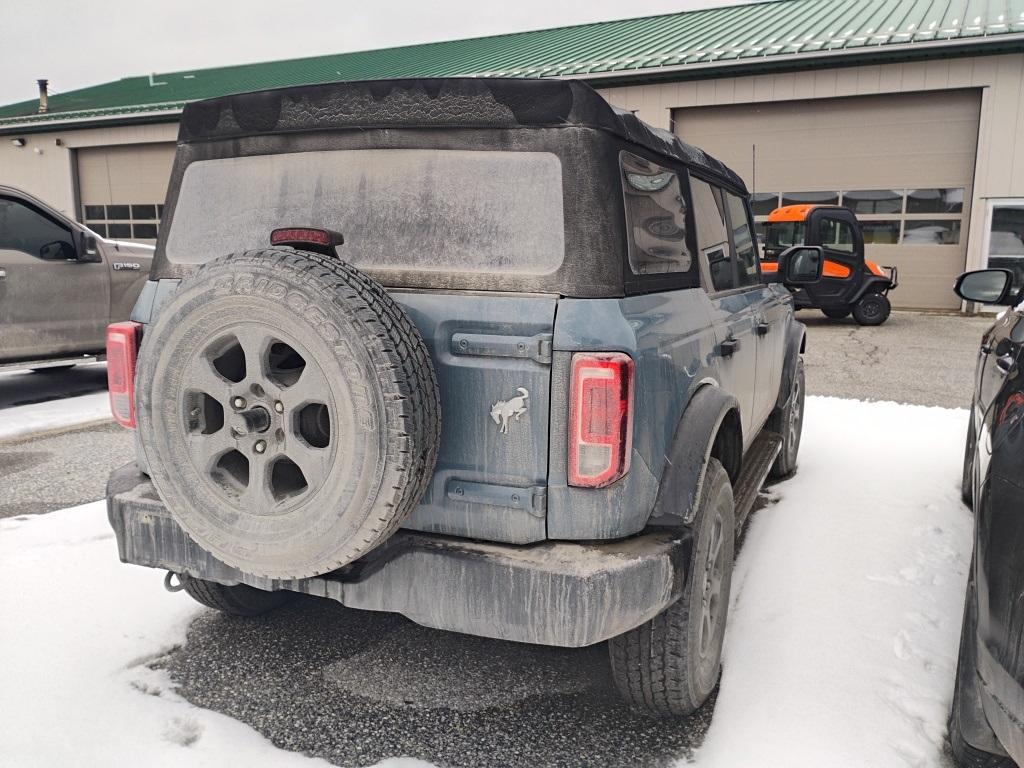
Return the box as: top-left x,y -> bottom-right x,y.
1,0 -> 1023,309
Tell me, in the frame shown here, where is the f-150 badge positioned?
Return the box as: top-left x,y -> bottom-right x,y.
490,387 -> 529,434
113,262 -> 141,271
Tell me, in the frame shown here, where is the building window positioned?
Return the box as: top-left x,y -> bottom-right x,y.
752,187 -> 965,248
782,190 -> 839,206
82,202 -> 161,241
750,192 -> 779,216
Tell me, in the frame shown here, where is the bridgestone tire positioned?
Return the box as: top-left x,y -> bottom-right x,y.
609,458 -> 735,717
136,249 -> 441,579
767,357 -> 805,480
821,308 -> 851,320
182,576 -> 294,617
852,292 -> 891,326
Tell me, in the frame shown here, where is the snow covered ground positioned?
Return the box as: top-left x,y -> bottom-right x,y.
0,364 -> 112,442
0,397 -> 973,767
0,391 -> 111,441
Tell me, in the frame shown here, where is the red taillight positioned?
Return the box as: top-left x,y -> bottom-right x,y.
106,321 -> 142,429
568,352 -> 634,488
270,227 -> 343,249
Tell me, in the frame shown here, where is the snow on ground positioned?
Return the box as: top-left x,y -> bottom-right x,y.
695,398 -> 973,768
0,503 -> 427,768
0,391 -> 111,442
0,397 -> 973,767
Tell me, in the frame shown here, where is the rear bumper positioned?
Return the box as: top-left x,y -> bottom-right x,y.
106,463 -> 688,647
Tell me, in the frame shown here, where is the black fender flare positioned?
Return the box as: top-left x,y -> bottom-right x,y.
775,321 -> 807,411
648,384 -> 741,528
849,275 -> 895,304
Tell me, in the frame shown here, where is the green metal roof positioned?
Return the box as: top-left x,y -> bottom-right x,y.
2,0 -> 1023,129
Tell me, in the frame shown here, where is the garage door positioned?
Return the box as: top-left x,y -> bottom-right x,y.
77,143 -> 176,245
674,90 -> 981,310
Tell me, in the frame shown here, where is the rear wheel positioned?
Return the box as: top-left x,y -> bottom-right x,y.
767,357 -> 805,479
949,570 -> 1015,767
852,293 -> 891,326
609,458 -> 735,717
181,576 -> 294,617
821,308 -> 851,320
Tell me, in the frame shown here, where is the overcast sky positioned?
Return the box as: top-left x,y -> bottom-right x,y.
0,0 -> 760,106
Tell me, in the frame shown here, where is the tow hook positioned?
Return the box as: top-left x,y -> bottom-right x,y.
163,571 -> 188,593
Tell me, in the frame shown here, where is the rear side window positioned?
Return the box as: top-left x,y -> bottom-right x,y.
724,192 -> 760,287
620,153 -> 693,275
690,178 -> 734,292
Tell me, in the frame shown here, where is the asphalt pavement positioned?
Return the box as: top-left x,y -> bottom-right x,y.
0,310 -> 994,767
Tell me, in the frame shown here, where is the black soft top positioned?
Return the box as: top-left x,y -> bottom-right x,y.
178,77 -> 746,193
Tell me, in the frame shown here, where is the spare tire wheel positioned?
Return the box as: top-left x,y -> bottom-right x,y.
135,249 -> 441,579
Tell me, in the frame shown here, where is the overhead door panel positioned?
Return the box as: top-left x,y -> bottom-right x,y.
674,90 -> 982,309
77,143 -> 175,244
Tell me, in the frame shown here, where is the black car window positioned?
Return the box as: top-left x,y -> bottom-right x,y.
820,216 -> 855,253
690,177 -> 734,292
0,197 -> 74,260
724,192 -> 760,287
620,153 -> 693,276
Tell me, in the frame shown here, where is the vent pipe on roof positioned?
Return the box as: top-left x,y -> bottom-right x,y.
36,79 -> 48,113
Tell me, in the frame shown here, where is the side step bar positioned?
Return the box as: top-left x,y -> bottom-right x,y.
0,354 -> 104,373
733,430 -> 782,534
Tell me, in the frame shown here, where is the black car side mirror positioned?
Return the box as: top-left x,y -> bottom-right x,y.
76,233 -> 102,263
954,269 -> 1016,306
779,245 -> 824,285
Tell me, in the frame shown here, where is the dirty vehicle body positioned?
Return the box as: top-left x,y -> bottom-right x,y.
0,185 -> 153,370
949,269 -> 1024,767
761,204 -> 897,325
105,78 -> 810,715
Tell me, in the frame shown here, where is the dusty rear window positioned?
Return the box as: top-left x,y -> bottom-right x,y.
164,149 -> 565,273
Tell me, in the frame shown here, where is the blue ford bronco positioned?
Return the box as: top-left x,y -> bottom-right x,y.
105,78 -> 818,717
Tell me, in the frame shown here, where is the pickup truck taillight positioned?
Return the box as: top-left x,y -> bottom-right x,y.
568,352 -> 634,488
106,322 -> 142,429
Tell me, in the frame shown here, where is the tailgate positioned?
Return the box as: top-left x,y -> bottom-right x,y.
391,292 -> 557,544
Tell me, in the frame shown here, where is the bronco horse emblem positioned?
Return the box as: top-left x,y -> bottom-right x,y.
490,388 -> 530,434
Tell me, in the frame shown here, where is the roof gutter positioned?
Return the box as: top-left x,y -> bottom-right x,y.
0,106 -> 184,135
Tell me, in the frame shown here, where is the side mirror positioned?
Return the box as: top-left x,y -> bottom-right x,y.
39,240 -> 77,261
954,269 -> 1015,305
76,233 -> 102,263
779,245 -> 824,285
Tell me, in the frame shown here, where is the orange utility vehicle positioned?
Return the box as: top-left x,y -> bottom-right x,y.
761,204 -> 897,325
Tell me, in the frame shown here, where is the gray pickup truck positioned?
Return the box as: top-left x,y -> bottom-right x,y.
0,186 -> 153,371
105,78 -> 820,717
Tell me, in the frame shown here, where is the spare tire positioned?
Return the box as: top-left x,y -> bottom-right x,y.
135,249 -> 440,579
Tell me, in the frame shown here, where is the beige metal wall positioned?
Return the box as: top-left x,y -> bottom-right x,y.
674,91 -> 981,309
0,122 -> 178,219
599,52 -> 1024,308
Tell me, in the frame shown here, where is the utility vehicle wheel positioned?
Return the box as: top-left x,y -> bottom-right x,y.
136,249 -> 441,580
949,574 -> 1016,767
609,458 -> 735,717
767,357 -> 805,479
961,417 -> 976,510
31,365 -> 75,374
852,293 -> 891,326
181,576 -> 294,617
821,308 -> 850,320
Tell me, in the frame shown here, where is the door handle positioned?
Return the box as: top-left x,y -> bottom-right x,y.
756,322 -> 770,336
720,338 -> 741,357
996,354 -> 1015,375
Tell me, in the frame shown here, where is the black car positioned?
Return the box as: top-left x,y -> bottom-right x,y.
949,268 -> 1024,767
